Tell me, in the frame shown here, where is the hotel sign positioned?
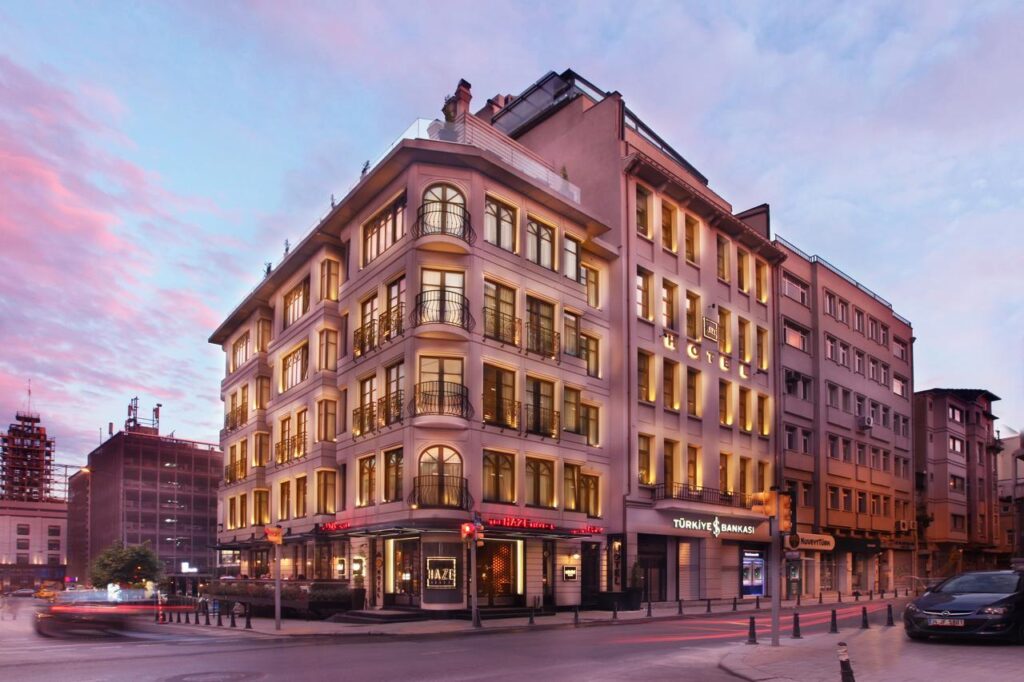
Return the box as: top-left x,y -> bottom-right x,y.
672,515 -> 757,538
702,317 -> 719,342
562,565 -> 579,581
486,516 -> 556,531
425,557 -> 457,590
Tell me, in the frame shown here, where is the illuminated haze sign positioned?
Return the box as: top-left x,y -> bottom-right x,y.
672,515 -> 756,537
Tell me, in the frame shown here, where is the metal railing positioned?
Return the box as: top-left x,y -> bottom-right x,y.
224,406 -> 248,431
223,460 -> 247,484
523,405 -> 559,439
525,322 -> 560,360
409,475 -> 472,510
352,403 -> 377,437
378,390 -> 404,427
413,290 -> 473,330
353,321 -> 377,358
274,436 -> 307,465
414,202 -> 474,244
482,396 -> 520,430
652,483 -> 751,509
483,307 -> 521,346
413,381 -> 472,419
378,304 -> 405,343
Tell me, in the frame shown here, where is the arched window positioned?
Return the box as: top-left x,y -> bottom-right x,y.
420,184 -> 467,239
417,446 -> 464,507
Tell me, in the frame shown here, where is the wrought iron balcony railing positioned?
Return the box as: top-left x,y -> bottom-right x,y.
524,405 -> 559,439
651,483 -> 751,509
483,307 -> 521,346
274,435 -> 307,465
413,381 -> 472,419
525,322 -> 560,360
224,406 -> 248,431
378,304 -> 405,343
482,396 -> 520,430
378,390 -> 404,427
223,460 -> 247,484
413,202 -> 474,244
353,320 -> 377,358
352,403 -> 377,437
409,475 -> 472,510
413,290 -> 473,330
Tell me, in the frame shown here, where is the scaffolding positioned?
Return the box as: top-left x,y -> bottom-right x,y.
0,411 -> 56,501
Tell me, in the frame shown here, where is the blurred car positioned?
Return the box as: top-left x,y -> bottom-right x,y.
35,590 -> 155,637
9,588 -> 37,598
904,569 -> 1024,643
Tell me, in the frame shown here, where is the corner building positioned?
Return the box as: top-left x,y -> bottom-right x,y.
212,70 -> 783,612
775,240 -> 915,597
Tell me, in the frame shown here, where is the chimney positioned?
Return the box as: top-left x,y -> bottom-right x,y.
443,79 -> 472,122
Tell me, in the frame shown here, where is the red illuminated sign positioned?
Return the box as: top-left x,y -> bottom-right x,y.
486,516 -> 556,530
320,521 -> 351,532
570,525 -> 604,535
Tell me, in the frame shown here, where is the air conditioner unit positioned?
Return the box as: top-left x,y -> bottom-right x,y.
897,520 -> 910,532
857,415 -> 874,431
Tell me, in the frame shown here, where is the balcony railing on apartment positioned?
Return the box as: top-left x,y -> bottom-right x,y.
652,483 -> 751,509
409,475 -> 472,510
482,307 -> 521,346
414,202 -> 475,244
274,436 -> 307,466
353,321 -> 377,358
413,381 -> 472,419
378,304 -> 405,343
523,405 -> 559,439
525,323 -> 560,361
224,406 -> 248,432
482,397 -> 520,430
378,390 -> 404,427
413,290 -> 473,330
352,403 -> 377,437
223,460 -> 247,484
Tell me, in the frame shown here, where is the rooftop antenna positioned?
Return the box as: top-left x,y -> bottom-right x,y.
361,160 -> 370,176
284,239 -> 290,256
264,261 -> 272,278
26,379 -> 32,413
331,193 -> 336,209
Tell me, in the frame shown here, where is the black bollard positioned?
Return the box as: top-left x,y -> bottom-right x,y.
245,603 -> 253,630
732,597 -> 737,611
185,610 -> 190,625
574,606 -> 580,627
755,595 -> 760,610
612,601 -> 618,620
792,612 -> 803,639
217,603 -> 223,627
886,603 -> 894,627
860,606 -> 869,629
176,609 -> 181,624
647,601 -> 653,617
706,598 -> 711,613
229,604 -> 237,628
529,607 -> 535,626
819,592 -> 823,605
838,641 -> 856,682
677,599 -> 683,615
746,616 -> 757,645
829,608 -> 839,633
205,608 -> 211,626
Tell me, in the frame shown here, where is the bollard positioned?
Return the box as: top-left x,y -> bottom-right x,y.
217,604 -> 223,627
732,597 -> 737,611
528,607 -> 535,626
612,601 -> 618,620
706,598 -> 711,613
185,610 -> 190,625
792,612 -> 803,639
677,599 -> 683,615
205,609 -> 211,626
574,606 -> 580,627
837,641 -> 856,682
245,603 -> 253,630
829,609 -> 839,633
819,592 -> 823,605
229,603 -> 237,628
176,609 -> 181,624
746,616 -> 757,645
860,606 -> 869,629
647,601 -> 653,617
755,595 -> 760,610
886,603 -> 895,627
838,591 -> 843,603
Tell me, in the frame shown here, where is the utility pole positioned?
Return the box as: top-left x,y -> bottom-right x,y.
274,541 -> 282,631
769,515 -> 780,646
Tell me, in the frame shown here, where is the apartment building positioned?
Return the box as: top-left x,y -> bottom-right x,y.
995,430 -> 1023,563
914,388 -> 1002,576
775,239 -> 915,597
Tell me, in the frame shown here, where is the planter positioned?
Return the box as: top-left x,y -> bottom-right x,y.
622,587 -> 643,610
350,588 -> 367,611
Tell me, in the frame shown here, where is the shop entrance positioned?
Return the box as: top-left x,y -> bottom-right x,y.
580,542 -> 601,607
637,534 -> 667,602
476,540 -> 522,607
741,550 -> 765,596
542,540 -> 555,608
388,538 -> 420,606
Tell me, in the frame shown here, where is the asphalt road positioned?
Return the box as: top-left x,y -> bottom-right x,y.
0,601 -> 893,682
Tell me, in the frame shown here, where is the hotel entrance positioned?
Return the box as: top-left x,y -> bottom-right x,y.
475,539 -> 523,607
385,537 -> 421,606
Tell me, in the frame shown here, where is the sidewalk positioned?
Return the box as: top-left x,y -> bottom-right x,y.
718,622 -> 1022,682
149,593 -> 905,639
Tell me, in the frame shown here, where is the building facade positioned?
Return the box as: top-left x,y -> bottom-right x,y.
0,411 -> 67,590
913,388 -> 1002,576
775,240 -> 915,597
67,401 -> 220,589
995,430 -> 1023,563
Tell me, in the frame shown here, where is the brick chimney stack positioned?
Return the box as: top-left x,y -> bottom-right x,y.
443,79 -> 473,122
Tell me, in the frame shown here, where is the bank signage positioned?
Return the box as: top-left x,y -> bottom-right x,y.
785,532 -> 836,552
672,515 -> 757,538
562,565 -> 578,581
425,557 -> 457,590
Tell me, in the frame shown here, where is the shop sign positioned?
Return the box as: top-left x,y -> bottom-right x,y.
672,515 -> 757,538
702,317 -> 719,342
319,521 -> 351,533
569,525 -> 604,535
425,557 -> 457,590
486,516 -> 556,531
263,525 -> 283,545
786,532 -> 836,552
562,565 -> 579,581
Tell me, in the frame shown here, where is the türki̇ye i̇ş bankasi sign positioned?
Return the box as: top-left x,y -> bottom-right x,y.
672,515 -> 757,538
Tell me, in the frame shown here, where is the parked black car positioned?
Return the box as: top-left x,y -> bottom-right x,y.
904,570 -> 1024,643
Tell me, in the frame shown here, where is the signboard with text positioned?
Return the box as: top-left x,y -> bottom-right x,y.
562,565 -> 579,581
425,557 -> 458,590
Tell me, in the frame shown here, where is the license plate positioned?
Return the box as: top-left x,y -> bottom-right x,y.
928,618 -> 965,627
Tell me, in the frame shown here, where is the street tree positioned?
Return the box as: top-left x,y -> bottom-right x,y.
90,541 -> 163,587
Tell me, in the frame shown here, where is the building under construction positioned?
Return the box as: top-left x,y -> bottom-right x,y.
0,411 -> 56,501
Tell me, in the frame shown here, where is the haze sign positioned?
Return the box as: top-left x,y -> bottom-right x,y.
426,557 -> 457,589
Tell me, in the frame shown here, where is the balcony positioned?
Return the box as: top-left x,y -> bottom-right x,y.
483,307 -> 521,346
413,381 -> 472,419
378,390 -> 404,427
482,396 -> 520,430
353,321 -> 378,358
352,392 -> 404,437
378,304 -> 405,344
523,404 -> 559,439
274,436 -> 307,466
413,290 -> 473,333
223,460 -> 248,484
352,403 -> 377,437
652,483 -> 751,509
413,201 -> 474,251
409,475 -> 472,510
525,323 -> 560,361
224,406 -> 248,432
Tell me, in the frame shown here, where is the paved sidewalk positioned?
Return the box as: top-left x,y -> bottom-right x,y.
719,623 -> 1022,682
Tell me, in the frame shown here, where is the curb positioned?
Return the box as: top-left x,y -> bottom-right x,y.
717,627 -> 873,681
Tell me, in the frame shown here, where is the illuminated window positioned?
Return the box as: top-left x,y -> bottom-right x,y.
663,359 -> 679,410
686,367 -> 701,417
281,344 -> 309,392
719,379 -> 732,426
320,258 -> 340,301
526,219 -> 555,270
278,481 -> 291,521
484,197 -> 516,252
638,435 -> 653,485
318,329 -> 338,371
483,450 -> 515,504
362,195 -> 406,266
716,235 -> 730,281
231,333 -> 250,372
782,272 -> 808,305
661,201 -> 676,252
662,280 -> 678,331
383,448 -> 403,503
526,458 -> 555,507
316,470 -> 337,515
754,260 -> 768,303
686,291 -> 700,339
636,185 -> 651,238
636,268 -> 652,320
295,476 -> 307,517
637,351 -> 653,402
736,249 -> 749,292
564,235 -> 583,282
283,278 -> 310,329
684,214 -> 699,263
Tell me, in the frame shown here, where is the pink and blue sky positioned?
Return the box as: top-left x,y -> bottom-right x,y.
1,1 -> 1021,462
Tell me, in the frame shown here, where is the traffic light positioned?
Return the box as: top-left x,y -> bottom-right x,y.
778,491 -> 794,533
750,491 -> 777,517
461,522 -> 476,541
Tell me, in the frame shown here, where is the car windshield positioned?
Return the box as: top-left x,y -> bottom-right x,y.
935,573 -> 1020,594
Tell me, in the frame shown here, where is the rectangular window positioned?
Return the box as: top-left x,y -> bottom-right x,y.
638,351 -> 653,402
295,476 -> 307,517
228,497 -> 237,529
853,309 -> 864,333
254,490 -> 270,525
736,249 -> 749,292
484,197 -> 516,252
738,387 -> 750,431
239,493 -> 248,527
824,291 -> 837,317
685,291 -> 700,339
279,481 -> 291,521
580,404 -> 599,446
756,461 -> 768,492
718,307 -> 731,354
949,436 -> 964,453
854,350 -> 865,374
256,318 -> 272,352
663,359 -> 679,410
738,457 -> 750,494
837,300 -> 849,324
638,435 -> 653,485
948,405 -> 963,423
825,335 -> 837,361
894,339 -> 908,361
564,235 -> 582,282
828,486 -> 840,510
684,214 -> 699,263
661,201 -> 676,251
662,280 -> 678,331
281,344 -> 309,392
526,457 -> 554,507
483,279 -> 517,345
784,321 -> 809,351
581,334 -> 599,377
583,265 -> 599,308
857,491 -> 867,514
952,514 -> 966,531
283,277 -> 310,329
636,268 -> 652,320
362,195 -> 406,266
756,327 -> 768,370
686,445 -> 699,489
320,258 -> 339,301
754,260 -> 768,303
231,332 -> 250,372
636,185 -> 651,238
316,399 -> 337,442
686,367 -> 700,417
483,450 -> 515,504
358,456 -> 376,507
526,219 -> 555,270
738,318 -> 750,362
564,463 -> 581,512
563,387 -> 582,434
719,453 -> 730,492
383,448 -> 403,503
716,235 -> 730,281
757,394 -> 769,435
782,272 -> 809,305
253,432 -> 269,467
318,329 -> 338,371
316,470 -> 337,515
16,524 -> 30,536
842,489 -> 852,512
719,379 -> 732,426
564,311 -> 581,357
